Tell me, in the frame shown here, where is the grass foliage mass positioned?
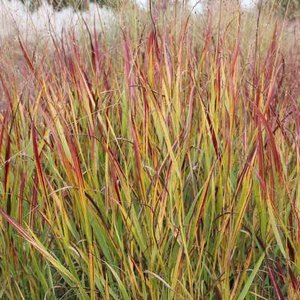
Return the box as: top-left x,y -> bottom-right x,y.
0,1 -> 299,299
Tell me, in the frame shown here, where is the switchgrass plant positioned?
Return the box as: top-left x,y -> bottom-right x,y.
0,1 -> 299,299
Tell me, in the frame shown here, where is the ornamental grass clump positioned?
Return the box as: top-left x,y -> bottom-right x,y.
0,1 -> 299,299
